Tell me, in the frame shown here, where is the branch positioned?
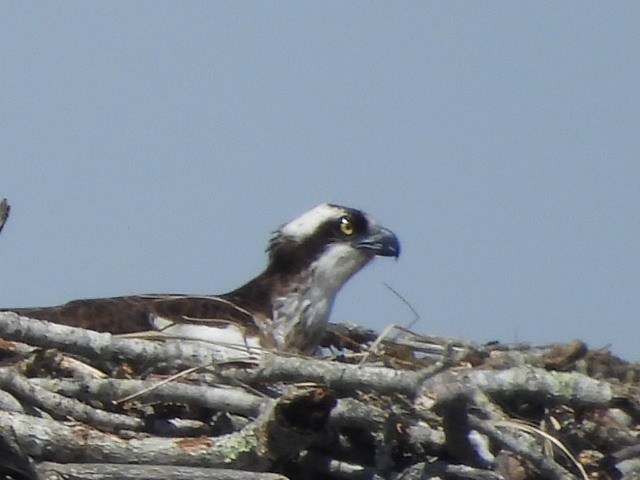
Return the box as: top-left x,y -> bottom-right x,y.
0,367 -> 144,433
30,377 -> 264,418
417,366 -> 614,411
34,463 -> 288,480
469,416 -> 577,480
219,354 -> 420,397
398,461 -> 506,480
0,198 -> 9,236
0,312 -> 220,369
0,385 -> 336,470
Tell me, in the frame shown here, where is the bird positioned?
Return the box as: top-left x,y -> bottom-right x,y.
3,204 -> 400,358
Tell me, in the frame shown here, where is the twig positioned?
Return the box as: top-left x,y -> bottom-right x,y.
116,365 -> 205,403
0,367 -> 144,433
469,415 -> 576,480
0,312 -> 221,369
34,463 -> 289,480
0,198 -> 9,236
417,366 -> 614,411
383,282 -> 421,330
359,322 -> 400,365
30,376 -> 265,418
220,354 -> 421,398
0,386 -> 335,470
299,450 -> 375,480
493,420 -> 589,480
400,461 -> 506,480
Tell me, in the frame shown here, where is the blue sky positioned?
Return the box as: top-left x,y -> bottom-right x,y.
1,3 -> 638,360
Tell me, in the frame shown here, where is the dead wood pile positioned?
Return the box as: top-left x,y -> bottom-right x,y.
0,312 -> 638,480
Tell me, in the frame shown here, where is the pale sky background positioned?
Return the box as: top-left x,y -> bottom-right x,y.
1,3 -> 638,360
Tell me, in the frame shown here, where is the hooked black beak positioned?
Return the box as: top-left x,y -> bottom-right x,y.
354,225 -> 400,258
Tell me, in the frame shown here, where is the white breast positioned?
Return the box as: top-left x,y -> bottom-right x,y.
150,315 -> 263,360
271,289 -> 333,353
271,243 -> 372,353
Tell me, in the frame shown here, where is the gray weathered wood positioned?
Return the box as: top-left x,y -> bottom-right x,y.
34,462 -> 288,480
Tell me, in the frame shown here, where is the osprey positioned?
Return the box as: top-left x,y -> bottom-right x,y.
4,204 -> 400,358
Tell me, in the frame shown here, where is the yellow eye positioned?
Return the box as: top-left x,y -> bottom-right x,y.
339,216 -> 354,236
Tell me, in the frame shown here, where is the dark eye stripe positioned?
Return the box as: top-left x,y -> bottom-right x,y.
346,210 -> 368,235
267,207 -> 371,273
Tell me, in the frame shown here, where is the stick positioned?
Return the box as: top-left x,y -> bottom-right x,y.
0,198 -> 9,236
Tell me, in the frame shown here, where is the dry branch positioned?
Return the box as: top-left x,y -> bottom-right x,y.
0,367 -> 145,432
34,463 -> 288,480
0,385 -> 333,471
30,377 -> 264,418
218,354 -> 422,397
0,198 -> 9,235
0,312 -> 219,369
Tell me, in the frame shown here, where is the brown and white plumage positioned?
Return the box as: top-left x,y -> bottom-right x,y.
3,204 -> 400,358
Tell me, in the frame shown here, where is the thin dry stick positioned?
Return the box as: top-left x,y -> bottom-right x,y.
0,198 -> 10,235
493,420 -> 589,480
116,365 -> 205,404
358,323 -> 399,366
383,282 -> 421,330
358,283 -> 421,365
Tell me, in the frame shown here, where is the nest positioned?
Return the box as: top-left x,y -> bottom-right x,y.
0,312 -> 638,480
1,200 -> 639,479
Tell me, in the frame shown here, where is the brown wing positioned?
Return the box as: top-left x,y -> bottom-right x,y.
3,294 -> 263,336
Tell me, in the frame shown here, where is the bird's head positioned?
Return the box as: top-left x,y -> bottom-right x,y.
221,203 -> 400,354
267,203 -> 400,290
261,203 -> 400,352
